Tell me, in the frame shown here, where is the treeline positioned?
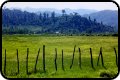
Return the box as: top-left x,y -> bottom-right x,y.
2,8 -> 115,34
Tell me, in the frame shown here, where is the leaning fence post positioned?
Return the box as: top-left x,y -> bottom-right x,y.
114,48 -> 118,67
97,47 -> 106,69
34,48 -> 40,73
100,47 -> 105,68
70,45 -> 76,69
55,48 -> 57,71
97,51 -> 100,66
62,49 -> 64,71
4,49 -> 6,75
90,48 -> 95,70
43,45 -> 46,72
97,47 -> 102,66
78,48 -> 81,69
16,49 -> 19,74
26,48 -> 29,74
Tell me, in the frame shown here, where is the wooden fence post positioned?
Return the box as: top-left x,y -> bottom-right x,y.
43,45 -> 46,72
4,49 -> 6,75
55,48 -> 57,71
90,48 -> 95,70
16,49 -> 19,74
97,47 -> 106,69
26,48 -> 29,74
78,48 -> 81,69
34,48 -> 40,73
100,47 -> 105,68
62,49 -> 64,71
114,48 -> 118,67
70,45 -> 76,69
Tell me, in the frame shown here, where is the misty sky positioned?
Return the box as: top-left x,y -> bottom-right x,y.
3,2 -> 118,11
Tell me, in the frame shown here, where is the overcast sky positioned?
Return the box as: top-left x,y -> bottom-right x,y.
3,2 -> 118,11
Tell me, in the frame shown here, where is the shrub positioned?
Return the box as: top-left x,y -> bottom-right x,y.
100,71 -> 117,78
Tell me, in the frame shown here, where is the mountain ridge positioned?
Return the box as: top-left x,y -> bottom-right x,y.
6,7 -> 98,15
83,10 -> 118,32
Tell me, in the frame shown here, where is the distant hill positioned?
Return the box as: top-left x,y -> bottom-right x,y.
22,7 -> 98,16
2,9 -> 115,34
83,10 -> 118,32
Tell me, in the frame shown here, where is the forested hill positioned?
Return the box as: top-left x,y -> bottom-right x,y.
83,10 -> 118,32
2,9 -> 115,34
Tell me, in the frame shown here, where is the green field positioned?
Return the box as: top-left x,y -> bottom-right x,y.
2,35 -> 118,78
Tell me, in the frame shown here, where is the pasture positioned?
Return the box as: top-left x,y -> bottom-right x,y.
2,35 -> 118,78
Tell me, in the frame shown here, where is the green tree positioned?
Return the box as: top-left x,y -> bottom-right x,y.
62,9 -> 66,16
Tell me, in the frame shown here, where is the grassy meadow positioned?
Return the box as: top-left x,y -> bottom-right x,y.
2,34 -> 118,78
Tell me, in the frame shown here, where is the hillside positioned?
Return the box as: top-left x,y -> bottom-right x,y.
2,9 -> 115,34
83,10 -> 118,32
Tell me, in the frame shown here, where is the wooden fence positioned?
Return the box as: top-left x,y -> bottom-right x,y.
3,45 -> 118,75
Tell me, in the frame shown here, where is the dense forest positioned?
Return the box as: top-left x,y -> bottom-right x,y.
2,8 -> 115,35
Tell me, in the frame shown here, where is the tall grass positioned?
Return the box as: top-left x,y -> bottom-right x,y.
2,35 -> 118,78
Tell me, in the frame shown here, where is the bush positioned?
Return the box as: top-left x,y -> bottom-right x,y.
100,71 -> 117,78
112,33 -> 118,36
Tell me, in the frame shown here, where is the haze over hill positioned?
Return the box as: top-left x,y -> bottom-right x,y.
7,7 -> 98,16
83,10 -> 118,32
